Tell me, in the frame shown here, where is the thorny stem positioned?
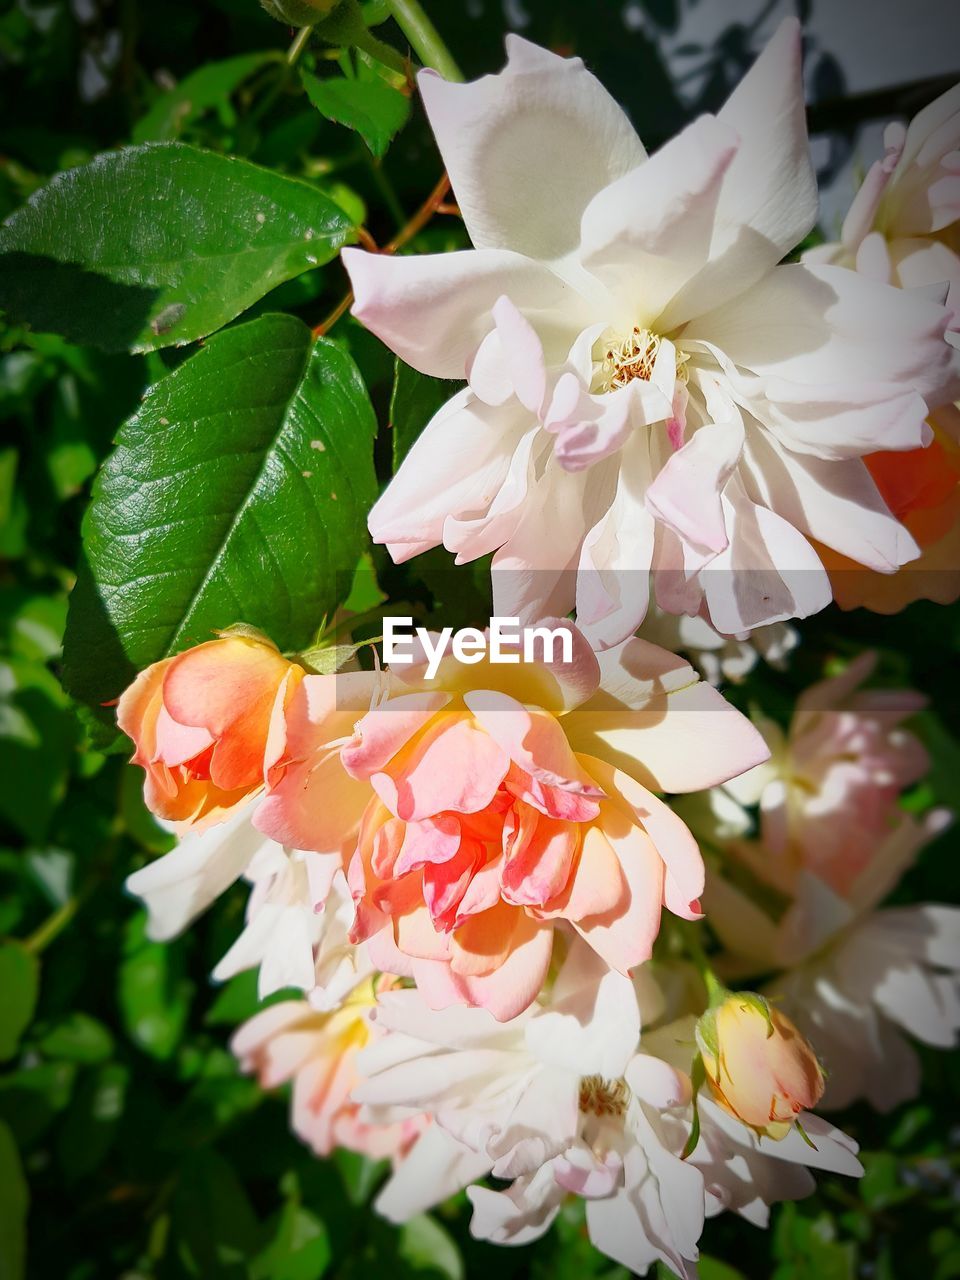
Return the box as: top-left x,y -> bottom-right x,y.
313,172 -> 453,336
385,0 -> 462,81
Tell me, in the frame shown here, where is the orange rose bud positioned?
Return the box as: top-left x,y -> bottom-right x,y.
117,628 -> 302,831
696,993 -> 825,1140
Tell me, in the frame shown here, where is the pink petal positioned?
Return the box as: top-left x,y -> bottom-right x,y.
373,712 -> 510,821
501,807 -> 580,907
341,691 -> 450,780
579,754 -> 704,920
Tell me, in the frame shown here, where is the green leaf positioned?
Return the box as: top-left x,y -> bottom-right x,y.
0,656 -> 76,842
204,970 -> 262,1027
38,1013 -> 114,1064
252,1199 -> 332,1280
0,942 -> 39,1062
171,1149 -> 261,1279
699,1258 -> 749,1280
0,1061 -> 76,1147
302,70 -> 411,158
341,551 -> 387,614
333,1149 -> 387,1206
398,1215 -> 463,1280
389,359 -> 459,472
133,52 -> 280,144
118,913 -> 193,1060
56,1061 -> 129,1180
62,315 -> 378,710
0,1120 -> 27,1280
0,448 -> 16,527
0,144 -> 355,352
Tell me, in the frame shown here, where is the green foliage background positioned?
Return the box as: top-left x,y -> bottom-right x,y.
1,1 -> 958,1277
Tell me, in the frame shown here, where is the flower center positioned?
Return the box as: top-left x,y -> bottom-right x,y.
592,326 -> 689,394
579,1074 -> 629,1118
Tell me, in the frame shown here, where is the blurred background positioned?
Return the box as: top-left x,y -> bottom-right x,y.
1,1 -> 959,1277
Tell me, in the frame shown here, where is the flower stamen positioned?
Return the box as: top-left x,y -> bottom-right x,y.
593,326 -> 689,394
579,1074 -> 629,1118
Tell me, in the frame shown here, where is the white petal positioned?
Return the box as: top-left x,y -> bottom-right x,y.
645,419 -> 744,554
488,1069 -> 580,1179
490,457 -> 596,624
578,115 -> 739,322
692,263 -> 955,408
344,245 -> 576,379
468,1162 -> 566,1244
566,642 -> 770,793
661,19 -> 817,327
743,428 -> 920,572
369,389 -> 527,561
418,35 -> 645,263
525,953 -> 640,1078
125,803 -> 266,941
576,451 -> 657,650
213,902 -> 316,996
700,1098 -> 862,1177
586,1190 -> 665,1277
376,1124 -> 492,1223
701,480 -> 832,634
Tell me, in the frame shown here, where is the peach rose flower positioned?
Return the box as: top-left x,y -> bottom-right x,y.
117,630 -> 302,830
696,994 -> 824,1139
254,620 -> 768,1021
232,975 -> 424,1160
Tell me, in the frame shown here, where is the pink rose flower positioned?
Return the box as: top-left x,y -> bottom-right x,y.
255,620 -> 768,1020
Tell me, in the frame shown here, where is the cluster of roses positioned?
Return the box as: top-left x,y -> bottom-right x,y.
116,22 -> 960,1278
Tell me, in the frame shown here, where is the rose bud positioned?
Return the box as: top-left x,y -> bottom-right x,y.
696,993 -> 825,1139
117,628 -> 301,830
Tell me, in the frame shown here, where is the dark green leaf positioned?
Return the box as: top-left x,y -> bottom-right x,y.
398,1215 -> 463,1280
118,913 -> 193,1060
171,1149 -> 261,1278
133,53 -> 280,144
0,144 -> 355,352
252,1199 -> 332,1280
699,1258 -> 749,1280
0,1120 -> 27,1280
0,656 -> 76,842
38,1013 -> 114,1064
389,359 -> 460,473
334,1148 -> 387,1206
0,942 -> 39,1062
56,1061 -> 129,1180
0,1061 -> 76,1148
301,70 -> 411,158
62,314 -> 378,709
204,970 -> 262,1027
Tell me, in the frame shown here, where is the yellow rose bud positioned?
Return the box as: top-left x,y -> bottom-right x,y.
696,994 -> 824,1139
